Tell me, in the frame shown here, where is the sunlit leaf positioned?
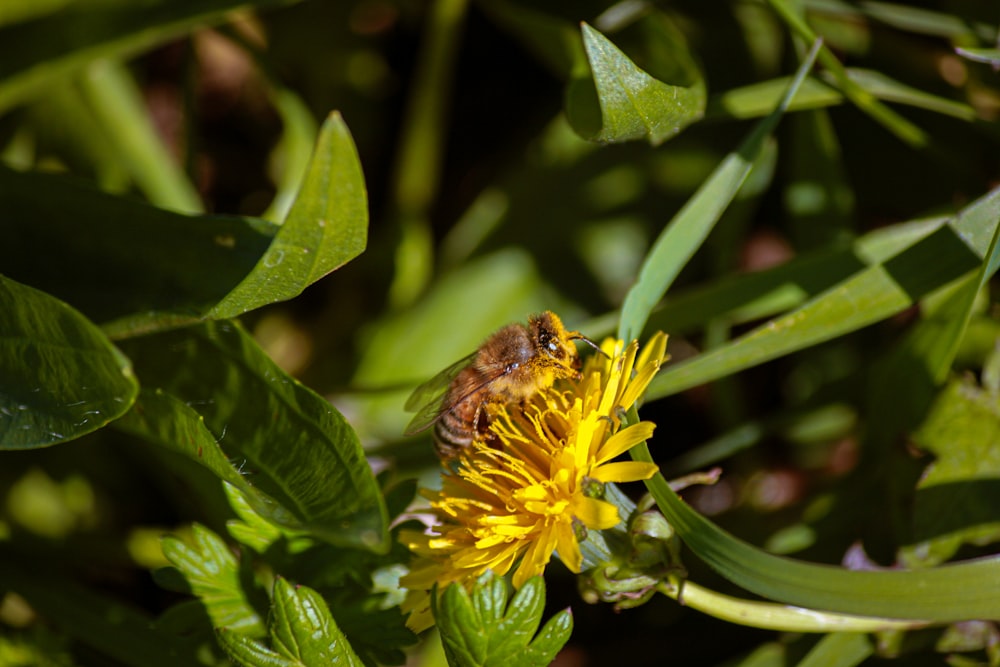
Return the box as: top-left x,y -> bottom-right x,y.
161,524 -> 266,636
795,633 -> 872,667
567,20 -> 705,145
210,111 -> 368,319
903,378 -> 1000,565
634,441 -> 1000,621
434,573 -> 572,667
217,578 -> 364,667
0,275 -> 137,449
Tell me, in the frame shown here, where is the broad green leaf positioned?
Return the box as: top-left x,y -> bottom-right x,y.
114,389 -> 301,531
217,578 -> 364,667
161,524 -> 266,636
955,47 -> 1000,66
0,551 -> 201,666
617,39 -> 822,342
210,111 -> 368,318
633,441 -> 1000,621
795,633 -> 872,667
2,112 -> 367,335
435,573 -> 572,667
271,578 -> 364,666
0,275 -> 137,449
903,379 -> 1000,565
568,21 -> 705,145
646,185 -> 1000,399
120,321 -> 389,550
0,0 -> 296,113
0,166 -> 276,334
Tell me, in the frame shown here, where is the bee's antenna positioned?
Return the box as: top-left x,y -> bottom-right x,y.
569,332 -> 611,358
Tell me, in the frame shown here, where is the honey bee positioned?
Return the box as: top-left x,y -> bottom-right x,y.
404,311 -> 600,459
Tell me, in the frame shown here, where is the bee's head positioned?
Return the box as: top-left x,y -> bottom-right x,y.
530,311 -> 574,364
530,311 -> 606,367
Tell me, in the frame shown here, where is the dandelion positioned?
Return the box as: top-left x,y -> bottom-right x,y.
400,331 -> 669,632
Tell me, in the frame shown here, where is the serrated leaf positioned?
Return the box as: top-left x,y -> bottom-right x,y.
218,579 -> 364,667
568,21 -> 705,145
436,573 -> 572,667
161,524 -> 266,636
0,275 -> 138,449
120,321 -> 389,550
271,579 -> 364,666
0,0 -> 297,113
210,112 -> 368,318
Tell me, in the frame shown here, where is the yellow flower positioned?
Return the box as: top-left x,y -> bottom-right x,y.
400,332 -> 668,632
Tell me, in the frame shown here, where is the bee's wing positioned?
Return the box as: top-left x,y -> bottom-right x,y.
403,353 -> 476,436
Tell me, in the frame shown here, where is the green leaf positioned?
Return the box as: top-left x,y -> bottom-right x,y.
210,111 -> 368,319
707,69 -> 976,122
617,39 -> 822,342
903,379 -> 1000,564
795,633 -> 872,667
223,482 -> 311,554
0,0 -> 297,113
646,185 -> 1000,399
217,578 -> 365,667
0,166 -> 276,334
633,441 -> 1000,621
161,523 -> 266,636
114,389 -> 302,530
1,111 -> 366,336
0,551 -> 201,667
0,275 -> 138,449
435,573 -> 572,667
120,321 -> 389,550
568,20 -> 705,145
765,0 -> 928,147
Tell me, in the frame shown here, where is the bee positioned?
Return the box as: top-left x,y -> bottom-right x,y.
404,311 -> 600,460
